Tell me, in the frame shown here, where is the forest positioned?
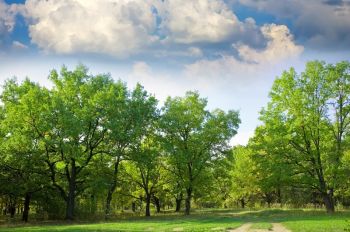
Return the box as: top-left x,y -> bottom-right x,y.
0,60 -> 349,224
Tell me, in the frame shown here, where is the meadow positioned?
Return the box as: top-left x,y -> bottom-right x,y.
0,209 -> 349,232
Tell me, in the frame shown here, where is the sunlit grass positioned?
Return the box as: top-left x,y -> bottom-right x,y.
281,211 -> 350,232
0,214 -> 242,232
1,208 -> 350,232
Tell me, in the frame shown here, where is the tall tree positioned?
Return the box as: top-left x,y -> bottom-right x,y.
103,84 -> 158,218
160,92 -> 240,215
124,135 -> 162,217
259,61 -> 350,212
325,62 -> 350,200
5,66 -> 115,220
0,79 -> 51,221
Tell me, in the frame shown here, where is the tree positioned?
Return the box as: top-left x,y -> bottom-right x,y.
160,92 -> 240,215
3,66 -> 117,220
124,136 -> 162,217
230,146 -> 259,208
325,61 -> 350,202
0,79 -> 51,221
103,84 -> 158,218
259,61 -> 350,212
248,126 -> 293,207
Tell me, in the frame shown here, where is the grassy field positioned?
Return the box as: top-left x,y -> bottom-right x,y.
0,209 -> 349,232
282,211 -> 350,232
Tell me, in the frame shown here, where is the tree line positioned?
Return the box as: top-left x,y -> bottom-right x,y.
0,65 -> 240,221
0,61 -> 349,222
232,61 -> 350,213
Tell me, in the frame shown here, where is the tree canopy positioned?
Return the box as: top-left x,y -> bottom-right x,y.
1,61 -> 350,222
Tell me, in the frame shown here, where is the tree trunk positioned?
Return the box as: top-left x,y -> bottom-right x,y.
185,187 -> 192,215
145,194 -> 151,217
22,192 -> 31,222
65,161 -> 76,220
105,159 -> 120,219
265,193 -> 272,208
8,197 -> 16,218
9,205 -> 15,218
152,195 -> 161,213
132,202 -> 136,212
175,196 -> 182,212
277,188 -> 282,207
240,198 -> 245,209
322,192 -> 335,213
311,192 -> 319,208
318,167 -> 335,213
153,196 -> 161,213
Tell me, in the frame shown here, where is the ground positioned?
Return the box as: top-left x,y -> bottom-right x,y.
0,209 -> 349,232
228,222 -> 290,232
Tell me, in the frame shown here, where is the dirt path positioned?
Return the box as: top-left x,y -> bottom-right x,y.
227,223 -> 291,232
227,223 -> 253,232
271,223 -> 292,232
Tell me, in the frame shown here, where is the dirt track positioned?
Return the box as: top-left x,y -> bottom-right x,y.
228,223 -> 291,232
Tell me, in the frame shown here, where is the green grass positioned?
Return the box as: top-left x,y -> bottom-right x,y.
250,222 -> 273,230
1,209 -> 350,232
281,211 -> 350,232
0,215 -> 242,232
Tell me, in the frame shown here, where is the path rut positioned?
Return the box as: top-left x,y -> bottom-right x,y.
227,223 -> 291,232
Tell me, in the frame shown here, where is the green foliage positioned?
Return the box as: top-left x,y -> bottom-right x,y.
229,146 -> 260,206
0,65 -> 241,221
160,91 -> 240,214
3,61 -> 350,222
242,60 -> 350,211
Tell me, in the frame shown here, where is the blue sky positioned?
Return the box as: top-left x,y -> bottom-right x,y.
0,0 -> 349,144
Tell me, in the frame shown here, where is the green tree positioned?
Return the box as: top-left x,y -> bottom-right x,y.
103,83 -> 158,218
325,61 -> 350,202
248,126 -> 293,207
0,79 -> 51,221
259,61 -> 350,212
160,92 -> 240,215
6,66 -> 116,220
124,136 -> 162,217
230,146 -> 259,208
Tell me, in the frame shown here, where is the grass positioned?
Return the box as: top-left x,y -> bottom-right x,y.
0,214 -> 242,232
281,211 -> 350,232
0,208 -> 349,232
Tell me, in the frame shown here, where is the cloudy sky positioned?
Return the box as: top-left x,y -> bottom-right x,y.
1,0 -> 349,145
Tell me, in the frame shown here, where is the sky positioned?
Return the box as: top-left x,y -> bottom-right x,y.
0,0 -> 349,145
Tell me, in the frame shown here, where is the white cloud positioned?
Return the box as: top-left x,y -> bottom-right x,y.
23,0 -> 158,57
23,0 -> 243,54
12,40 -> 28,50
235,24 -> 304,64
20,0 -> 272,57
0,0 -> 17,36
150,46 -> 204,58
131,61 -> 153,76
188,47 -> 203,57
183,23 -> 303,146
236,0 -> 350,50
156,0 -> 239,44
185,23 -> 303,80
128,61 -> 187,102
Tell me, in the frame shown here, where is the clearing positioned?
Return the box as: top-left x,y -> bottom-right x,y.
0,209 -> 349,232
